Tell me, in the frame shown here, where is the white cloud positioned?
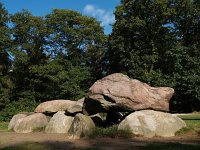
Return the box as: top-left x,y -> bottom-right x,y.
83,4 -> 115,27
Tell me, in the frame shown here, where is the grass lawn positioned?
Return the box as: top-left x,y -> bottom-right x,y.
176,113 -> 200,135
0,122 -> 9,131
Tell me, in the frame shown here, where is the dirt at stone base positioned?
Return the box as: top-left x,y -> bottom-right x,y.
0,131 -> 200,150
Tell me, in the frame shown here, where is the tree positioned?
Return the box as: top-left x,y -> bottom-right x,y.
45,9 -> 106,77
0,3 -> 12,111
30,58 -> 92,100
10,9 -> 106,102
11,10 -> 49,102
108,0 -> 200,112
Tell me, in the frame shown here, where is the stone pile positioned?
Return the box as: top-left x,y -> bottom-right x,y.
9,73 -> 186,138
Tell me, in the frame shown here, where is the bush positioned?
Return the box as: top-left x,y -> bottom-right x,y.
0,99 -> 38,121
89,125 -> 132,138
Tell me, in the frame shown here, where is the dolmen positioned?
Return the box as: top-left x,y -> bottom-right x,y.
9,73 -> 186,138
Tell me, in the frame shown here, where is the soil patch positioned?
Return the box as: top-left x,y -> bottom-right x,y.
0,131 -> 200,150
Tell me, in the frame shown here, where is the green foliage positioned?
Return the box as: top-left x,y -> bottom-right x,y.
0,97 -> 38,121
89,125 -> 132,138
30,58 -> 92,101
108,0 -> 200,112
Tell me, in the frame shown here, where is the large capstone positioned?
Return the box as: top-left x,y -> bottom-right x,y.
83,73 -> 174,115
35,100 -> 77,113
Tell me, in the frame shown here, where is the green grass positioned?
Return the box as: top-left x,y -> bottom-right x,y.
178,114 -> 200,120
176,114 -> 200,135
0,122 -> 9,131
89,125 -> 132,138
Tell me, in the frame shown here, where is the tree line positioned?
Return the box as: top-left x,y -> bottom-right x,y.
0,0 -> 199,121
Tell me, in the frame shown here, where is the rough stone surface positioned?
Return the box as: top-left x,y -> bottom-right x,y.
83,73 -> 174,115
14,113 -> 48,133
8,114 -> 27,130
45,111 -> 74,133
35,100 -> 77,113
118,110 -> 186,137
68,113 -> 95,139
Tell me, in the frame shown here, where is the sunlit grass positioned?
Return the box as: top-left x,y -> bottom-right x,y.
176,114 -> 200,135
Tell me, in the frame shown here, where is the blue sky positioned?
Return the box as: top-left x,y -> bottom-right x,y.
0,0 -> 120,34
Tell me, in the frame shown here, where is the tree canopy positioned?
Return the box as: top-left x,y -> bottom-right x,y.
108,0 -> 200,112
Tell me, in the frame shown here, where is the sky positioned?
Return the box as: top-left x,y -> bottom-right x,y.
0,0 -> 120,34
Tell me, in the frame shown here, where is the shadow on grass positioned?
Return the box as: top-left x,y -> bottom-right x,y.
1,141 -> 200,150
141,142 -> 200,150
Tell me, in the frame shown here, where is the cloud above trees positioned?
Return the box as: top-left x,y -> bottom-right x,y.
83,4 -> 115,27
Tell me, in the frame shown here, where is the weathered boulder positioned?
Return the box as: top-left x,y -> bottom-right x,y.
35,100 -> 77,113
8,114 -> 28,130
45,111 -> 74,133
83,73 -> 174,115
68,113 -> 95,139
118,110 -> 186,137
14,113 -> 48,133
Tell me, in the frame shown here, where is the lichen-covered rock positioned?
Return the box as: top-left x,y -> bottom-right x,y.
45,111 -> 74,133
35,100 -> 77,113
118,110 -> 186,137
65,103 -> 83,115
8,114 -> 28,130
83,73 -> 174,115
68,113 -> 95,139
14,113 -> 48,133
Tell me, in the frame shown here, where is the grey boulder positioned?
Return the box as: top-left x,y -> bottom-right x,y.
8,113 -> 28,130
14,113 -> 48,133
45,111 -> 74,133
68,113 -> 95,139
118,110 -> 186,137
